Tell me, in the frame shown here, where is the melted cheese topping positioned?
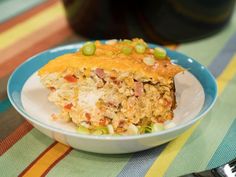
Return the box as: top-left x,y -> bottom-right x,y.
38,40 -> 183,79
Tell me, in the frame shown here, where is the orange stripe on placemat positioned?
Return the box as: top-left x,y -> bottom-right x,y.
0,121 -> 33,155
0,0 -> 59,33
0,24 -> 72,78
19,142 -> 72,177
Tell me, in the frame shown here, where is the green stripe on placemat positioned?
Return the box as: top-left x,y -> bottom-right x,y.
47,150 -> 131,177
165,74 -> 236,177
0,0 -> 45,23
207,118 -> 236,168
0,129 -> 53,176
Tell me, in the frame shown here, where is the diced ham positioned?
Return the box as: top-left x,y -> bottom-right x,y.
95,68 -> 105,79
134,82 -> 143,97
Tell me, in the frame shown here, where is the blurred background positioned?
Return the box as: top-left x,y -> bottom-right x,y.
63,0 -> 236,44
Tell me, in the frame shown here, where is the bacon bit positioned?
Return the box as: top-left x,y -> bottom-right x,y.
64,75 -> 77,82
85,113 -> 91,121
95,68 -> 105,79
64,103 -> 73,110
49,87 -> 56,92
134,82 -> 143,97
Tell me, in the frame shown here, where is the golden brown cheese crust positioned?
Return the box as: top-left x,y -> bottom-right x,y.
38,40 -> 183,79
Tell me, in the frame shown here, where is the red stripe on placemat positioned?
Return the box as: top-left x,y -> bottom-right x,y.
0,121 -> 33,155
0,24 -> 73,78
0,0 -> 59,33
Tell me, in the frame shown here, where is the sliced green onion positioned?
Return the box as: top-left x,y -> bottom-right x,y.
122,46 -> 132,55
77,126 -> 90,134
144,125 -> 152,133
123,39 -> 132,44
151,123 -> 164,132
143,56 -> 155,66
82,42 -> 96,56
135,43 -> 146,54
153,47 -> 166,59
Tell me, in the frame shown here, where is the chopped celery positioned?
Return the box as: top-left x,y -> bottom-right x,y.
92,126 -> 108,135
164,121 -> 176,129
135,43 -> 146,54
127,124 -> 139,134
107,124 -> 114,134
151,123 -> 164,132
77,126 -> 90,134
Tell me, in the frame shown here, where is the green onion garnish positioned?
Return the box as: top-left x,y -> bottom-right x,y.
82,42 -> 96,56
135,43 -> 146,54
153,47 -> 166,59
122,46 -> 132,55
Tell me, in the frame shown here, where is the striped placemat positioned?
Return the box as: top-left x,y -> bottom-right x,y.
0,1 -> 236,176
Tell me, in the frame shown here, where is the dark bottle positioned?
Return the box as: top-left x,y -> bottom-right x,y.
63,0 -> 235,44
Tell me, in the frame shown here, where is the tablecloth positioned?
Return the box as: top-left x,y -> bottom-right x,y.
0,0 -> 236,177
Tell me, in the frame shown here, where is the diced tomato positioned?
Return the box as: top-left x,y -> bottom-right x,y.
64,75 -> 77,82
64,103 -> 73,110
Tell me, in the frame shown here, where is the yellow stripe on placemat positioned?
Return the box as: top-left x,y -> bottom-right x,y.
145,55 -> 236,177
0,1 -> 65,50
22,143 -> 71,177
